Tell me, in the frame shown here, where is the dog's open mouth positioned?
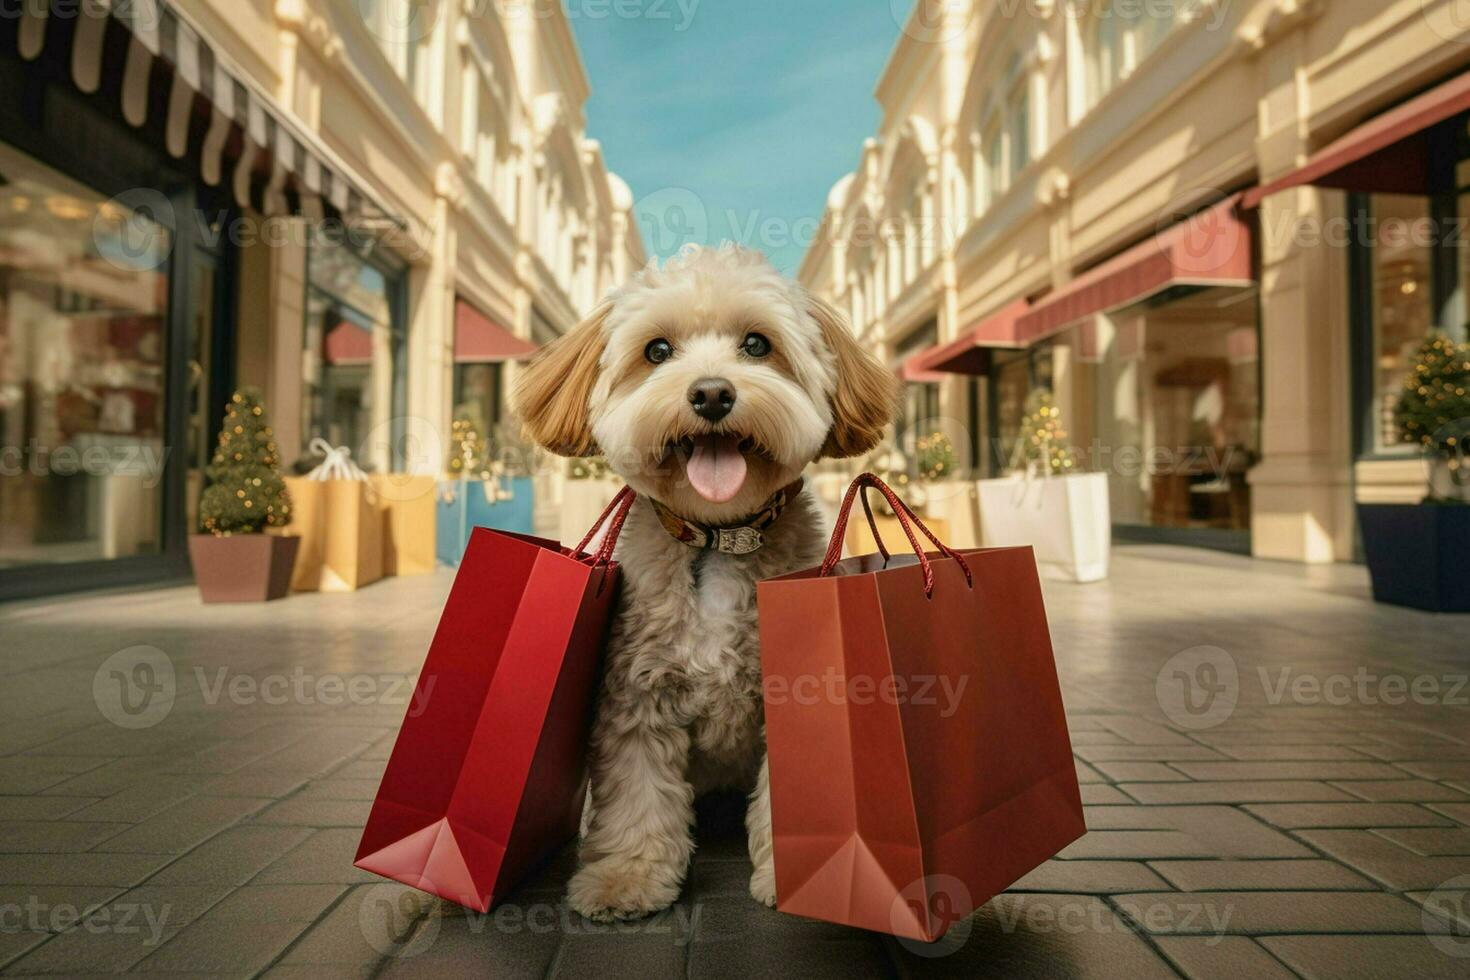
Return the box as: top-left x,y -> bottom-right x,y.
673,434 -> 758,504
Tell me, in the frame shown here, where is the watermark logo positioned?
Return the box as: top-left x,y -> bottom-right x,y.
1156,187 -> 1248,278
892,874 -> 973,957
1424,874 -> 1470,958
93,645 -> 176,730
359,883 -> 441,958
1423,0 -> 1470,44
93,188 -> 174,273
893,0 -> 974,45
635,187 -> 709,257
355,0 -> 439,45
1156,645 -> 1238,730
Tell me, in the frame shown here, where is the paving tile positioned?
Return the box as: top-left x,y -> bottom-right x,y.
374,908 -> 560,980
1334,780 -> 1470,803
91,795 -> 271,853
884,893 -> 1178,980
0,796 -> 99,820
1010,860 -> 1170,893
63,775 -> 205,822
272,882 -> 427,970
0,884 -> 225,974
133,916 -> 315,974
0,819 -> 129,852
253,829 -> 381,885
1427,802 -> 1470,824
1154,936 -> 1298,980
1398,761 -> 1470,781
1079,784 -> 1134,805
1073,745 -> 1225,762
251,799 -> 374,827
1294,830 -> 1470,890
1171,761 -> 1408,781
1372,827 -> 1470,856
1078,806 -> 1312,858
1092,762 -> 1188,782
1353,743 -> 1470,761
195,771 -> 311,798
1242,803 -> 1454,829
1214,744 -> 1372,760
1098,719 -> 1196,745
293,779 -> 383,801
1067,730 -> 1130,745
1147,859 -> 1374,891
0,853 -> 169,887
688,938 -> 881,979
1074,760 -> 1104,784
207,883 -> 348,922
1262,935 -> 1470,980
1119,781 -> 1354,804
146,825 -> 315,886
1113,890 -> 1437,934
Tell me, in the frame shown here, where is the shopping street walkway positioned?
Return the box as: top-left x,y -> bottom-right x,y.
0,545 -> 1468,978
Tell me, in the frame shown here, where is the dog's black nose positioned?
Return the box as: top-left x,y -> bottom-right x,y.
689,378 -> 736,422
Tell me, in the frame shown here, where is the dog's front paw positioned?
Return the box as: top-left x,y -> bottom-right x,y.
749,864 -> 777,908
568,857 -> 682,922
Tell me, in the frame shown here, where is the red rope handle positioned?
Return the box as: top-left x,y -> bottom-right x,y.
573,485 -> 636,567
820,473 -> 973,597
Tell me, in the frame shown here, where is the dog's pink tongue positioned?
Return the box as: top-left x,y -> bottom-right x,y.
685,434 -> 748,503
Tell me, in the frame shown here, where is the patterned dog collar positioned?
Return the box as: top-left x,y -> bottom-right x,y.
650,480 -> 804,556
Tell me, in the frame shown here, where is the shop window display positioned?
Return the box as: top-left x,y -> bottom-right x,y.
0,144 -> 169,567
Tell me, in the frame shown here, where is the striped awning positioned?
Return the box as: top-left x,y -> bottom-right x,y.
9,0 -> 406,237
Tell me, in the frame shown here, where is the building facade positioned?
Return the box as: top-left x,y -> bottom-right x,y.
0,0 -> 642,600
801,0 -> 1470,563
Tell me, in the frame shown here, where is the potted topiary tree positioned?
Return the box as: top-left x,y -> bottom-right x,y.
189,387 -> 299,602
1358,332 -> 1470,611
976,389 -> 1111,583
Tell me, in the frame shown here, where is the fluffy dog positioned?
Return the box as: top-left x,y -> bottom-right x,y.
513,245 -> 897,921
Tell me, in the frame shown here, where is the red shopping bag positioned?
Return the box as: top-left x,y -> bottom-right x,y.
757,474 -> 1084,942
355,489 -> 635,911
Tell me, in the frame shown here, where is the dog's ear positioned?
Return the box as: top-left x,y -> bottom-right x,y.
512,303 -> 609,457
807,295 -> 899,459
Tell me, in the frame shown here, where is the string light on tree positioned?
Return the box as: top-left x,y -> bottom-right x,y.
1018,389 -> 1078,476
446,414 -> 492,481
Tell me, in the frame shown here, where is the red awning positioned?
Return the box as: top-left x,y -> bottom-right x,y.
455,299 -> 537,363
1244,71 -> 1470,208
899,299 -> 1030,378
323,320 -> 372,366
1014,195 -> 1254,343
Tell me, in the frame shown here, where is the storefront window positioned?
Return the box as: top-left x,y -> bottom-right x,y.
302,230 -> 405,470
1090,291 -> 1260,533
0,144 -> 170,567
453,362 -> 503,446
992,340 -> 1058,473
1362,194 -> 1438,454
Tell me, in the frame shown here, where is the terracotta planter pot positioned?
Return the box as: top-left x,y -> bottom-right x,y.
188,534 -> 300,603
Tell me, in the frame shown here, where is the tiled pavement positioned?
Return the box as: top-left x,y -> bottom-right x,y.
1,545 -> 1469,978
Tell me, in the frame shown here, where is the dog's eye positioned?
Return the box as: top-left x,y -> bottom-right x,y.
645,339 -> 674,365
741,333 -> 772,358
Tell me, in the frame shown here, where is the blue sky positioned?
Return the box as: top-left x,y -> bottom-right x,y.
568,0 -> 903,274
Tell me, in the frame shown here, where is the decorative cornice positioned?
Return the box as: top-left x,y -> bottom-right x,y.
1235,0 -> 1325,57
435,161 -> 466,209
1036,170 -> 1070,209
274,0 -> 342,64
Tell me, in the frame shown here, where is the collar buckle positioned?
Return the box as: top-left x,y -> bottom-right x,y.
714,526 -> 764,555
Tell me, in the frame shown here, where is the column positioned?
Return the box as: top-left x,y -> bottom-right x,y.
1246,28 -> 1354,563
